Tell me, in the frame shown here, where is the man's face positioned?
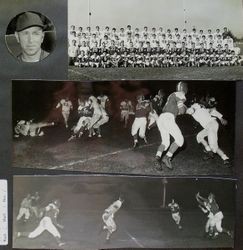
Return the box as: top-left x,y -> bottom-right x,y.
16,26 -> 44,56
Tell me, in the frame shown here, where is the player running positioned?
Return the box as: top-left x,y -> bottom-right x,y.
168,199 -> 182,229
131,95 -> 151,148
196,192 -> 233,239
17,199 -> 65,247
186,101 -> 230,165
152,81 -> 188,170
56,97 -> 73,128
120,99 -> 134,128
102,197 -> 124,241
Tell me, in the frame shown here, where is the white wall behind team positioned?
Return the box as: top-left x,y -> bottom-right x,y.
68,0 -> 243,37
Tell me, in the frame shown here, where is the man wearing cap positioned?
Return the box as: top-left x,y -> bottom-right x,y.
15,12 -> 49,62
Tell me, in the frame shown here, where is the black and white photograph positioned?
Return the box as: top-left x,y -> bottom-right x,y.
5,11 -> 56,63
68,0 -> 243,80
13,175 -> 235,249
12,80 -> 235,176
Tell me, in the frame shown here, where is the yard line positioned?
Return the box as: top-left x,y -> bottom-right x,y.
49,142 -> 156,169
49,133 -> 196,170
124,230 -> 144,248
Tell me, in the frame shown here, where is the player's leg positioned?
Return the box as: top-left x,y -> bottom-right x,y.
28,220 -> 45,238
62,111 -> 69,128
162,115 -> 184,169
154,114 -> 170,170
16,207 -> 25,221
131,118 -> 140,147
46,219 -> 64,245
138,118 -> 148,143
124,111 -> 129,128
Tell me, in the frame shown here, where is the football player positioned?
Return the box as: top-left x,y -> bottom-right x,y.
102,197 -> 124,241
152,81 -> 188,170
120,99 -> 134,128
16,194 -> 33,222
131,95 -> 151,147
17,199 -> 65,247
56,97 -> 73,128
168,199 -> 182,229
186,100 -> 230,165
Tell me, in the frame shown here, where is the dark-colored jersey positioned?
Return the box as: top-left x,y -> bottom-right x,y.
168,202 -> 180,213
163,92 -> 186,116
135,101 -> 151,118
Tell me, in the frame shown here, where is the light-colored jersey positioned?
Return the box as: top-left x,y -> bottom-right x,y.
168,202 -> 180,213
163,92 -> 186,117
188,103 -> 222,128
20,197 -> 32,209
105,200 -> 122,216
57,99 -> 73,113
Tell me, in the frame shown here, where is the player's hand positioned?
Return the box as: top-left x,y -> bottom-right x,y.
57,224 -> 64,229
220,118 -> 228,126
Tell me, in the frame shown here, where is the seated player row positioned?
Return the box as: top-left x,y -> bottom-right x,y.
71,46 -> 242,68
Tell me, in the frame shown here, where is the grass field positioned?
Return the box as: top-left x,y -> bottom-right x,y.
13,115 -> 234,176
13,177 -> 235,249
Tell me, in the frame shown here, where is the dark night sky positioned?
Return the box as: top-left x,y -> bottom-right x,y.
12,80 -> 236,125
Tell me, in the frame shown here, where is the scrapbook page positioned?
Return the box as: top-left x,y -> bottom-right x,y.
0,0 -> 243,250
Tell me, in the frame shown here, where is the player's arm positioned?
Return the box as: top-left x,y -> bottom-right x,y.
56,102 -> 61,109
210,109 -> 227,125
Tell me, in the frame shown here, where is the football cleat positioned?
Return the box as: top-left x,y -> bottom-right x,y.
162,155 -> 173,170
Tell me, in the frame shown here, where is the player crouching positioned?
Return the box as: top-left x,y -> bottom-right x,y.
186,99 -> 230,166
102,197 -> 124,242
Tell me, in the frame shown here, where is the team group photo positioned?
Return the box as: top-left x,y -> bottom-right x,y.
68,0 -> 243,80
13,175 -> 235,249
12,80 -> 235,176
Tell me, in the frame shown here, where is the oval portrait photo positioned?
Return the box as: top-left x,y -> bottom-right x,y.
5,11 -> 56,63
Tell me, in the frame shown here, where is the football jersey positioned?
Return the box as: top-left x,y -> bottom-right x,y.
168,202 -> 180,213
163,92 -> 186,116
45,203 -> 59,219
105,200 -> 122,215
97,95 -> 109,109
135,101 -> 151,118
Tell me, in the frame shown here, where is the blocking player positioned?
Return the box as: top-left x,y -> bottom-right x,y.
186,101 -> 230,165
120,99 -> 134,128
56,97 -> 73,128
102,197 -> 124,241
131,95 -> 151,148
168,199 -> 182,229
152,81 -> 188,170
196,192 -> 232,239
17,199 -> 65,247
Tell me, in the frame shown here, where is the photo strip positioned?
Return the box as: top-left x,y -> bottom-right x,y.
68,0 -> 243,80
12,80 -> 235,176
13,175 -> 235,249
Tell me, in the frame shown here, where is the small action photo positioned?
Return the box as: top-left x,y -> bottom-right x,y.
12,175 -> 235,249
12,80 -> 235,176
68,0 -> 243,80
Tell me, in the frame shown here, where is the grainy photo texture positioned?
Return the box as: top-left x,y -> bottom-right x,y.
68,0 -> 243,80
12,80 -> 235,176
13,175 -> 235,249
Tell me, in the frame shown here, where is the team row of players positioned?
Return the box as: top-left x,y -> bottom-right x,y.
14,81 -> 230,170
68,25 -> 236,45
71,48 -> 242,68
15,190 -> 233,247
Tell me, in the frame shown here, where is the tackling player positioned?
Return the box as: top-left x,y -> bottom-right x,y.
17,199 -> 65,247
102,197 -> 124,241
186,101 -> 230,165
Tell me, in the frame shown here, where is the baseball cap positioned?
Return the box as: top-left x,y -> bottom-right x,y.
16,12 -> 44,32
